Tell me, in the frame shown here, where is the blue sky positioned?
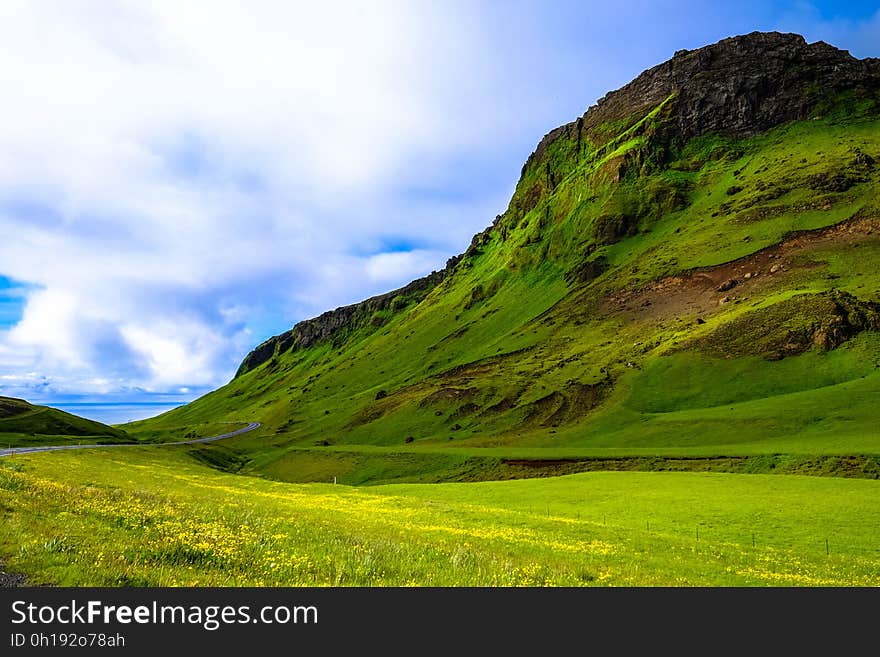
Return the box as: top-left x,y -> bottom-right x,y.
0,276 -> 31,329
0,1 -> 878,404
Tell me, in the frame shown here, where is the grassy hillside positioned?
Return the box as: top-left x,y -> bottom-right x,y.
0,396 -> 130,448
124,35 -> 880,487
128,98 -> 880,483
1,449 -> 876,586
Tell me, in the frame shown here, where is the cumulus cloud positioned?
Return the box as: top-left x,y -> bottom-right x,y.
0,0 -> 524,400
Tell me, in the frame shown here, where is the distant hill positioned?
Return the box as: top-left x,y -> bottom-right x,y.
132,32 -> 880,483
0,396 -> 34,419
0,396 -> 130,447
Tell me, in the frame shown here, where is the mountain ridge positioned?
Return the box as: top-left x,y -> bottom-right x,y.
130,30 -> 880,485
236,31 -> 880,378
530,31 -> 880,162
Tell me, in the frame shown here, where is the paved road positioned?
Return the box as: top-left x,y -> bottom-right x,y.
0,422 -> 261,458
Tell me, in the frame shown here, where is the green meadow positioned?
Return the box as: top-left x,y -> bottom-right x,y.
1,448 -> 877,586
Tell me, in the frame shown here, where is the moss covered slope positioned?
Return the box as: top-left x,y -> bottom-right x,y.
128,33 -> 880,481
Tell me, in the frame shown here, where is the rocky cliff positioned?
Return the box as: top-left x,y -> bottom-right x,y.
235,265 -> 453,377
525,32 -> 880,174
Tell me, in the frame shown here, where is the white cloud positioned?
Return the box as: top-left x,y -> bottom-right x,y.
364,250 -> 450,286
0,0 -> 515,399
120,319 -> 226,388
9,289 -> 86,369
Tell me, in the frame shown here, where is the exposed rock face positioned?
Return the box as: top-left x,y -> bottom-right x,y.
809,292 -> 880,351
524,31 -> 880,173
235,268 -> 448,377
692,291 -> 880,360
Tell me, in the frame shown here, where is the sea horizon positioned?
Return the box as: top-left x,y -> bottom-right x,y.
47,401 -> 187,425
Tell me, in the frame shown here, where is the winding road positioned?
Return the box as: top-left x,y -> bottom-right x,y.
0,422 -> 261,458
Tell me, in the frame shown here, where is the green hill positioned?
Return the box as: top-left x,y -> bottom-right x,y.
128,32 -> 880,484
0,396 -> 130,448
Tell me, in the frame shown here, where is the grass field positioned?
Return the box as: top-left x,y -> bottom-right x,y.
1,448 -> 877,586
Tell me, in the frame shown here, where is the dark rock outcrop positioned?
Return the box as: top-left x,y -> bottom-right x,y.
522,32 -> 880,183
691,291 -> 880,360
235,268 -> 449,377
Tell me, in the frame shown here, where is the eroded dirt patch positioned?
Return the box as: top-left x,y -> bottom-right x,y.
603,216 -> 880,322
